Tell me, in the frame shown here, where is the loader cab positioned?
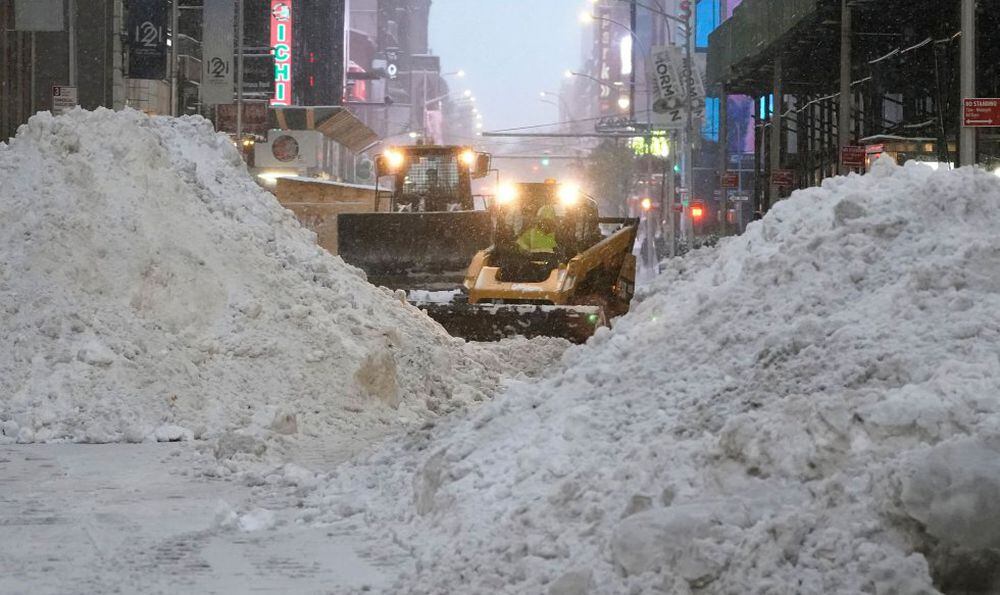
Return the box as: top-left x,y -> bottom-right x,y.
374,146 -> 492,213
492,181 -> 602,282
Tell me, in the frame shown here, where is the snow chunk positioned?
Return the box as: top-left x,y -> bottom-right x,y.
238,508 -> 277,532
901,436 -> 1000,549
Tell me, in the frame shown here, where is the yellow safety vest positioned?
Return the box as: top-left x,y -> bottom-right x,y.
517,228 -> 557,253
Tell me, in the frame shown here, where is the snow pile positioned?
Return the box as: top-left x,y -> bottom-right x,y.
307,159 -> 1000,593
0,108 -> 566,445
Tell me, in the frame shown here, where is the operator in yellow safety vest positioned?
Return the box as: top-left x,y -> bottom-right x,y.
517,205 -> 559,254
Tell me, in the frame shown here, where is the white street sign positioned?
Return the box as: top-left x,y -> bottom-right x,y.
52,85 -> 78,116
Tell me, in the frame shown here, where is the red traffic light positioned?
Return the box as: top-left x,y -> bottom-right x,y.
690,204 -> 705,220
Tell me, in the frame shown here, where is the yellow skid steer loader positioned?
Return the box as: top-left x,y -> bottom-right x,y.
415,181 -> 638,343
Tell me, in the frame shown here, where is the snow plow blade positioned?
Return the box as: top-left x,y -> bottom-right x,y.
414,302 -> 605,344
337,211 -> 493,289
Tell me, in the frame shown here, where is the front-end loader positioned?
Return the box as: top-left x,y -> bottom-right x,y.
416,181 -> 638,343
336,145 -> 495,289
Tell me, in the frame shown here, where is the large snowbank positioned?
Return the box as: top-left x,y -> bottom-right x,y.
307,159 -> 1000,593
0,108 -> 565,445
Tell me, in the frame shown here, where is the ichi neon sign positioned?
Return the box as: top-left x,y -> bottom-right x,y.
270,0 -> 293,106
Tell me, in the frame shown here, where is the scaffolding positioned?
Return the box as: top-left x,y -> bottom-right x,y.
708,0 -> 1000,214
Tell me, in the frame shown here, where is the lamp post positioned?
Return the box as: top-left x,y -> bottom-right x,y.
424,89 -> 474,110
541,90 -> 577,122
565,70 -> 614,90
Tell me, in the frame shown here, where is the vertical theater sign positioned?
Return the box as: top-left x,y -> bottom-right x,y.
270,1 -> 293,106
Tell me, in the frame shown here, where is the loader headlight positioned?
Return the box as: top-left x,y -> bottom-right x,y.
497,184 -> 519,206
383,148 -> 405,171
460,149 -> 477,168
558,184 -> 581,207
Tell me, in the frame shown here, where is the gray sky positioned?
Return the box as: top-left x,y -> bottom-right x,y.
428,0 -> 584,133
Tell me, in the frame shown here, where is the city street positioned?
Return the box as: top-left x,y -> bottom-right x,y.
2,0 -> 1000,593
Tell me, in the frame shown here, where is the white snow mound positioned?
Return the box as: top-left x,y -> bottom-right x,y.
307,159 -> 1000,593
0,108 -> 565,444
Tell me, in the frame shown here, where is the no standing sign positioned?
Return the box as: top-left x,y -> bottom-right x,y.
963,98 -> 1000,127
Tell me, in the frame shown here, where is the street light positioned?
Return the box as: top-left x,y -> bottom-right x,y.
579,13 -> 652,125
444,70 -> 466,78
565,70 -> 614,90
541,90 -> 575,121
423,90 -> 477,110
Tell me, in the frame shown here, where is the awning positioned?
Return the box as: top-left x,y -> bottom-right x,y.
270,106 -> 380,153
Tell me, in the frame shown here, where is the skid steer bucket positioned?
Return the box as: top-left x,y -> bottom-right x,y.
415,302 -> 606,344
337,211 -> 493,289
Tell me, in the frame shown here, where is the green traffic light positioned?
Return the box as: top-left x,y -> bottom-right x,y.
673,164 -> 681,173
541,158 -> 551,167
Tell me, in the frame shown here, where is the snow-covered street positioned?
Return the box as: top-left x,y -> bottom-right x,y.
0,443 -> 401,594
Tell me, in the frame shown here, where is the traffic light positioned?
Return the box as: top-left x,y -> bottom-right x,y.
679,1 -> 692,21
690,201 -> 706,222
541,158 -> 551,167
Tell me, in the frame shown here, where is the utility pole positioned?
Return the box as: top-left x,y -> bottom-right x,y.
170,0 -> 179,116
629,0 -> 637,123
960,0 -> 976,167
837,0 -> 852,174
236,0 -> 245,140
718,83 -> 727,235
769,55 -> 783,205
666,134 -> 676,257
68,0 -> 77,87
681,0 -> 694,244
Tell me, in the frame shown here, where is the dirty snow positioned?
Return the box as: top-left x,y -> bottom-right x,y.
0,108 -> 567,447
304,159 -> 1000,594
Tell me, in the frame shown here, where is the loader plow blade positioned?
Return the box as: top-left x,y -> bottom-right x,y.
414,302 -> 605,344
338,211 -> 492,289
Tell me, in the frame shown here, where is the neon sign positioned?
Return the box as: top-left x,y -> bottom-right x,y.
270,0 -> 293,106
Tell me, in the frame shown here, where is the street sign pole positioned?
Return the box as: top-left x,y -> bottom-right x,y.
67,0 -> 76,88
667,135 -> 676,257
837,0 -> 852,174
236,0 -> 245,140
170,0 -> 178,116
960,0 -> 976,167
684,5 -> 694,232
718,82 -> 728,235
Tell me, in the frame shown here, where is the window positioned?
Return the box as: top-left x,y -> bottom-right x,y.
702,97 -> 720,141
695,0 -> 721,50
